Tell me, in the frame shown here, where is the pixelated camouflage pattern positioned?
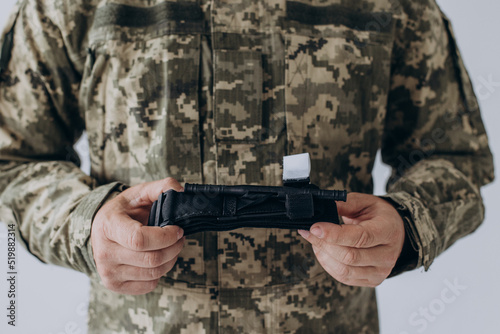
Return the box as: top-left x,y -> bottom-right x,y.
0,0 -> 494,333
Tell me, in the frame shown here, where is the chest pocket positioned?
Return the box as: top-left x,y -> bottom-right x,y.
284,1 -> 393,192
80,2 -> 204,186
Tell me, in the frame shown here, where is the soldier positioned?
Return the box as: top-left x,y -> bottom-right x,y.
0,0 -> 494,333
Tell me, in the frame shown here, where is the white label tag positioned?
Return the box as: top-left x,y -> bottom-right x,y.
283,153 -> 311,181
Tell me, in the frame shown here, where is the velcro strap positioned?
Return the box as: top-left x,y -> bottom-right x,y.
222,196 -> 237,216
285,193 -> 314,219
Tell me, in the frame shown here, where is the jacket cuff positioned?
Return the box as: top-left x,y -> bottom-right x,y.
380,192 -> 440,272
68,182 -> 127,276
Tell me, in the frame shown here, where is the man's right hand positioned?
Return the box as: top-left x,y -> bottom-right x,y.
91,178 -> 185,295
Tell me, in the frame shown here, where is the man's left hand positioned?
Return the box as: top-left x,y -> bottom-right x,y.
298,192 -> 405,287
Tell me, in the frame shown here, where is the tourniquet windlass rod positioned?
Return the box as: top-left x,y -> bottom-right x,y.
183,183 -> 347,202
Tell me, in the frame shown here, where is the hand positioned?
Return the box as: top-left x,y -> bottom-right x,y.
298,192 -> 405,287
91,177 -> 185,295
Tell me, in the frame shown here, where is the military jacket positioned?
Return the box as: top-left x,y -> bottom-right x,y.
0,0 -> 494,333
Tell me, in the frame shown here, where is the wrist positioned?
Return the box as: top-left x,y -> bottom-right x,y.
378,196 -> 419,277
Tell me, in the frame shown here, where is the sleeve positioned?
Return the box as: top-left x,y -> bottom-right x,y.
381,1 -> 494,272
0,0 -> 125,276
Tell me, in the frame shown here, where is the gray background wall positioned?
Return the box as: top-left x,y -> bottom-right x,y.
0,0 -> 498,333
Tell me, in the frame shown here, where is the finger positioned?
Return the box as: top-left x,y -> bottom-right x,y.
96,237 -> 185,268
103,218 -> 184,251
311,243 -> 399,268
299,222 -> 382,248
313,246 -> 390,287
122,177 -> 183,208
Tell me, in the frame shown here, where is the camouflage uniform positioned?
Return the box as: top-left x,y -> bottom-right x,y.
0,0 -> 494,332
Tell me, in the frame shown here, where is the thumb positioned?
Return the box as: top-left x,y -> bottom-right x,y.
122,177 -> 183,207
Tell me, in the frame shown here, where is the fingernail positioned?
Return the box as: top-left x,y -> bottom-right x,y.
177,228 -> 184,240
298,229 -> 310,238
310,226 -> 323,238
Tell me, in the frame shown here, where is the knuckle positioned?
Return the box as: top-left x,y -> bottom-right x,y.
100,266 -> 114,279
144,251 -> 163,268
149,266 -> 165,280
129,227 -> 145,250
380,267 -> 392,280
341,249 -> 358,266
100,220 -> 115,241
334,264 -> 351,283
384,253 -> 399,267
94,248 -> 110,263
354,229 -> 372,248
161,228 -> 178,246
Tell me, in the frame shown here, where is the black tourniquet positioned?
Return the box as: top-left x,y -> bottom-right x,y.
148,183 -> 346,235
